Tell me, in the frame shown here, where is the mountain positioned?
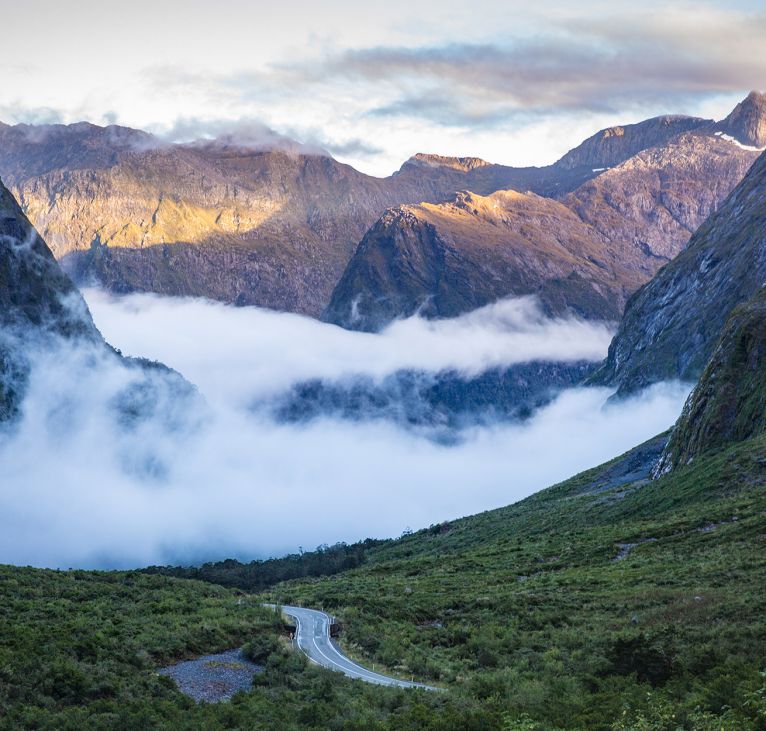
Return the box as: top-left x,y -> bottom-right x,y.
0,174 -> 194,426
0,178 -> 103,420
592,146 -> 766,394
716,90 -> 766,148
323,189 -> 626,330
658,286 -> 766,471
325,97 -> 762,331
1,100 -> 756,320
0,180 -> 99,339
268,360 -> 596,435
0,125 -> 604,318
554,114 -> 709,170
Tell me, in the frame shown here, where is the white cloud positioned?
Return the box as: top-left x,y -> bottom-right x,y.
0,292 -> 689,569
84,290 -> 614,404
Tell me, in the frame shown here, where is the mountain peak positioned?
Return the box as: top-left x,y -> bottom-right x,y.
555,114 -> 710,170
401,153 -> 492,173
717,91 -> 766,148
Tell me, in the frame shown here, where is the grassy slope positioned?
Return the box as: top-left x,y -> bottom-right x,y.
0,567 -> 513,730
271,434 -> 766,729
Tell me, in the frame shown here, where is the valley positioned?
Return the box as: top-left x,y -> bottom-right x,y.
1,6 -> 766,727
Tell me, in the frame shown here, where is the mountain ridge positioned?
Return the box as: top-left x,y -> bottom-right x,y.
4,94 -> 762,318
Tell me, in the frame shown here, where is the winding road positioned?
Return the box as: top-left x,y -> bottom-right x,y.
278,605 -> 436,690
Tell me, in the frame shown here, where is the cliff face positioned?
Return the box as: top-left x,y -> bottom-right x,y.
659,287 -> 766,470
592,148 -> 766,395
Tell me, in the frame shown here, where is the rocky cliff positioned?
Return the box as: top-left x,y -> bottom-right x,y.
659,286 -> 766,470
591,146 -> 766,394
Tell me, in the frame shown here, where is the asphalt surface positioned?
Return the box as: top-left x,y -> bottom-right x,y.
279,605 -> 436,690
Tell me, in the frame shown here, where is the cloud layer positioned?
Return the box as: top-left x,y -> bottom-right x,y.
0,292 -> 689,569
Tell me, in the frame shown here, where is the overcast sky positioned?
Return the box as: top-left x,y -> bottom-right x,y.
1,0 -> 764,175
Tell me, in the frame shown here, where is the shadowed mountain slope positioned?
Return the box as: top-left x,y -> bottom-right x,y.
591,147 -> 766,395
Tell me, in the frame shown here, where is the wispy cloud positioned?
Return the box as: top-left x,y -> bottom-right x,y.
3,4 -> 762,174
145,6 -> 766,132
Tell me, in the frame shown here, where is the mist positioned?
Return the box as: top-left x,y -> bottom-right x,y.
0,291 -> 690,569
84,291 -> 614,403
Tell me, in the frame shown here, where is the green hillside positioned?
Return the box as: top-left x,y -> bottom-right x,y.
268,431 -> 766,729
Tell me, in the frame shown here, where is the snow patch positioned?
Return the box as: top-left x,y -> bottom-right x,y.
714,131 -> 765,152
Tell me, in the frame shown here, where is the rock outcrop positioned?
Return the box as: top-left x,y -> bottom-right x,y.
659,287 -> 766,470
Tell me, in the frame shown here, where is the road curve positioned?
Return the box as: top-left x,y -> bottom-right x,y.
278,605 -> 436,690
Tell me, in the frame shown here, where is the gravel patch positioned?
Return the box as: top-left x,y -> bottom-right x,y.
158,648 -> 263,703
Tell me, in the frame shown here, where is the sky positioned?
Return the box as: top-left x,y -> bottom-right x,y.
1,0 -> 764,174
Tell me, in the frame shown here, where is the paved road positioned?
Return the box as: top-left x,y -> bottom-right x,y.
278,605 -> 436,690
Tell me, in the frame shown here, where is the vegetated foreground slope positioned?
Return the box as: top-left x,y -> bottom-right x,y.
660,285 -> 766,470
271,280 -> 766,728
592,145 -> 766,395
272,432 -> 766,729
324,95 -> 764,331
146,289 -> 766,727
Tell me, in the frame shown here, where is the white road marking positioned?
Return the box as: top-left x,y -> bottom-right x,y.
280,605 -> 436,689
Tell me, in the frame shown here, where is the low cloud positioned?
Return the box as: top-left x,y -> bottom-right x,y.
154,116 -> 325,155
85,291 -> 615,402
0,292 -> 689,569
